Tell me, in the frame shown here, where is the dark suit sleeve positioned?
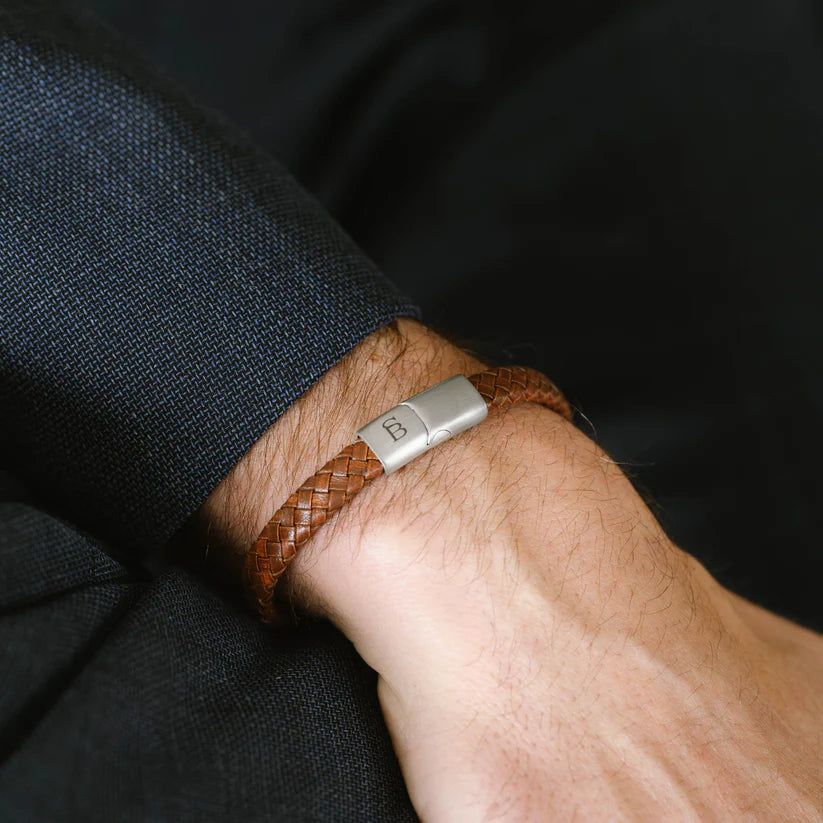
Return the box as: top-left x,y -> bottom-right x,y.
0,3 -> 418,556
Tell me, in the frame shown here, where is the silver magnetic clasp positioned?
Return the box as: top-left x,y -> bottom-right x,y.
356,375 -> 488,474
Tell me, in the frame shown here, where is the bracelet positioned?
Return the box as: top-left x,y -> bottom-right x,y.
243,366 -> 572,623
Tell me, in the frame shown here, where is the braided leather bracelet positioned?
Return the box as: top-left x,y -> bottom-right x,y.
243,366 -> 572,623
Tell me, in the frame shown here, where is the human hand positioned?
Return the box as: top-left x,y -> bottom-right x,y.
201,319 -> 823,821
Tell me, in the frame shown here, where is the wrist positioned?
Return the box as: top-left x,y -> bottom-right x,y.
195,314 -> 713,676
196,317 -> 489,599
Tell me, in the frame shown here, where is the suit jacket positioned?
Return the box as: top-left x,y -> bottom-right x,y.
0,2 -> 419,819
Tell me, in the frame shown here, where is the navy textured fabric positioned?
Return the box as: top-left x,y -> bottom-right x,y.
0,7 -> 417,556
0,483 -> 414,822
0,3 -> 419,821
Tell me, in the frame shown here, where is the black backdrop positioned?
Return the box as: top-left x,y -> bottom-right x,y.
87,0 -> 823,630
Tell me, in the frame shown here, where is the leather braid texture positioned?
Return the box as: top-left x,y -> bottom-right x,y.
469,366 -> 572,420
243,365 -> 572,623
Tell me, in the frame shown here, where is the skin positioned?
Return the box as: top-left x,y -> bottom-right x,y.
200,318 -> 823,821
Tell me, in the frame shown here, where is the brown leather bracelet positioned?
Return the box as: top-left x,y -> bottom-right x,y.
243,365 -> 572,623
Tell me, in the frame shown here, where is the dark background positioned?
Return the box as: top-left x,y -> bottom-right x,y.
84,0 -> 822,630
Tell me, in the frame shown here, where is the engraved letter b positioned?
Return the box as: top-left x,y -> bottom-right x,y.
382,416 -> 407,441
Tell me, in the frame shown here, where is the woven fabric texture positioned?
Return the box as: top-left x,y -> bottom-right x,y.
0,5 -> 418,556
0,3 -> 418,821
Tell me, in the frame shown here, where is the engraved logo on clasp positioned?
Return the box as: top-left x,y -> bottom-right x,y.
382,416 -> 408,441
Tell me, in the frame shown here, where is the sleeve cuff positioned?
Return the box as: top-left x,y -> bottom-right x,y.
0,27 -> 419,554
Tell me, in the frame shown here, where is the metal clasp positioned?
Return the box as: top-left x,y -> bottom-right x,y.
356,375 -> 488,474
